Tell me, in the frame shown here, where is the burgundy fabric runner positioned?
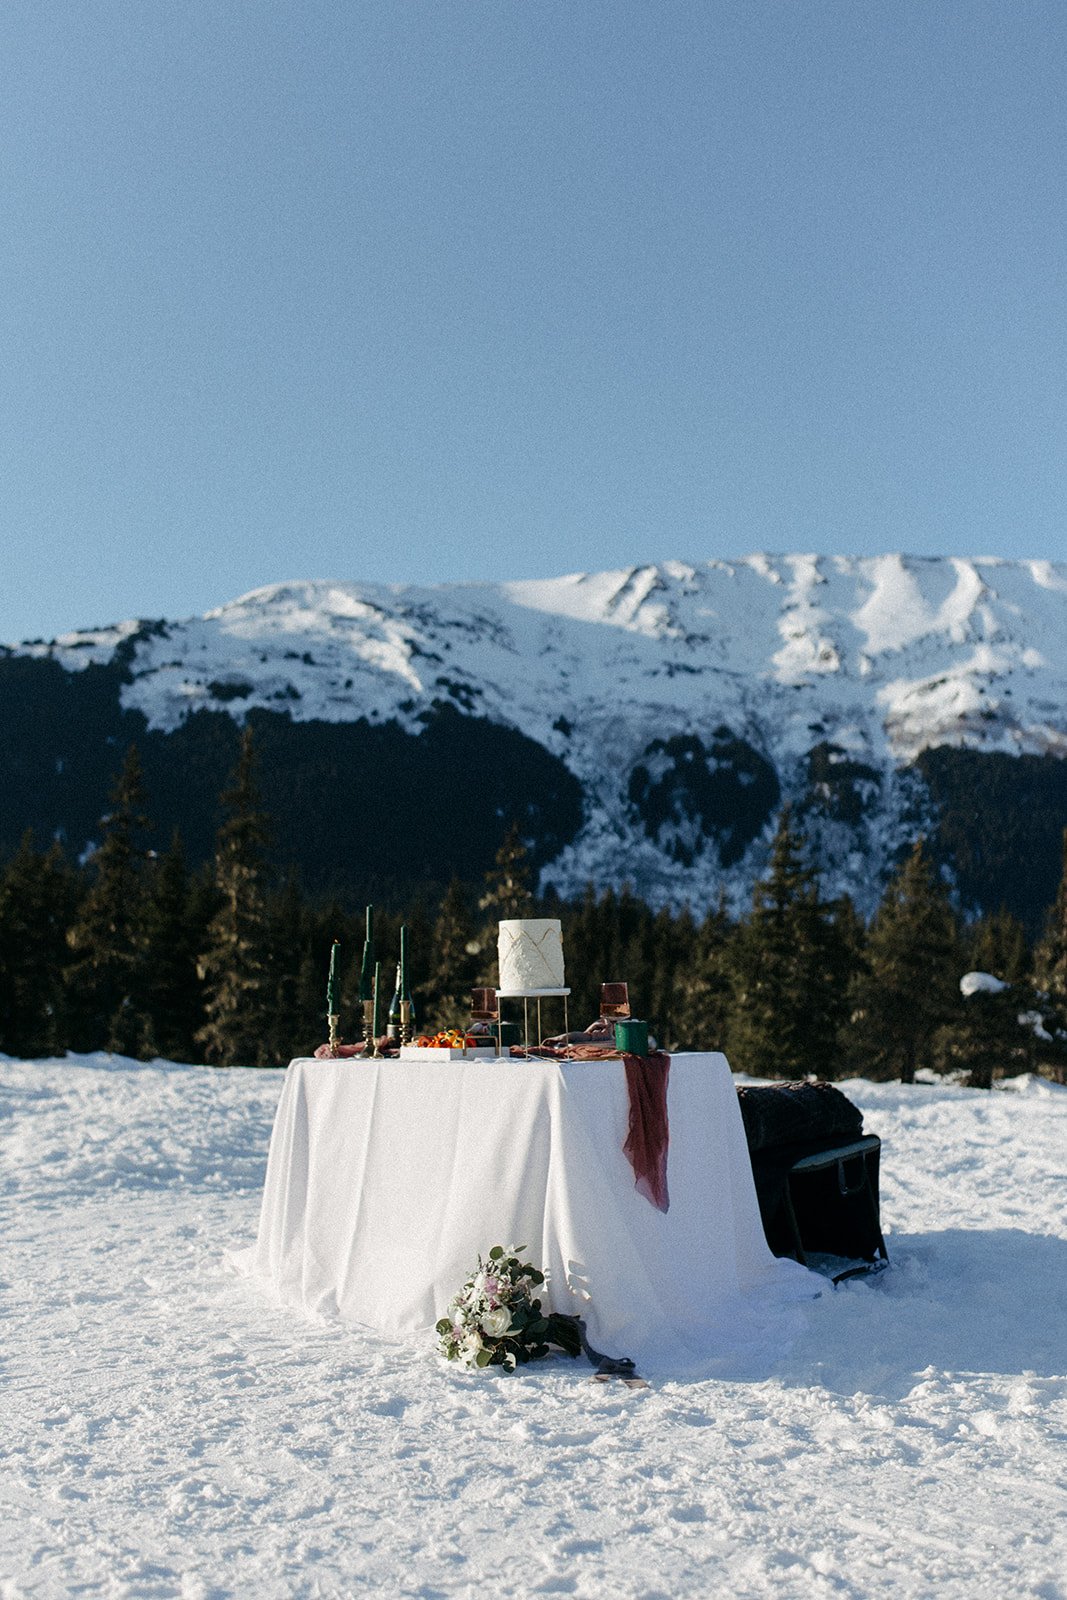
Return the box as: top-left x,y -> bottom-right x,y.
622,1051 -> 671,1212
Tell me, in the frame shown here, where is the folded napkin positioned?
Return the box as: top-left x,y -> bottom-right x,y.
622,1052 -> 671,1212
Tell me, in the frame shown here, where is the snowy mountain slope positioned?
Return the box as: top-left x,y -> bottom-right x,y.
10,554 -> 1067,914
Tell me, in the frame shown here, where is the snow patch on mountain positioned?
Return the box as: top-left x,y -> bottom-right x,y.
13,554 -> 1067,912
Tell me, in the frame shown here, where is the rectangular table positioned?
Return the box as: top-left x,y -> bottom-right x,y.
241,1052 -> 813,1372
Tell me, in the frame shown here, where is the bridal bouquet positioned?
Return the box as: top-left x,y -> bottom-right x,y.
436,1246 -> 582,1371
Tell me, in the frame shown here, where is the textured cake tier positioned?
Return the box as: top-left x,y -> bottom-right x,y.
497,918 -> 566,993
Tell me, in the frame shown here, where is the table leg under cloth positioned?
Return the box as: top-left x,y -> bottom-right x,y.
237,1052 -> 815,1372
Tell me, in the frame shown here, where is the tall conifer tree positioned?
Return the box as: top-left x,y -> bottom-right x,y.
137,832 -> 202,1062
1034,827 -> 1067,1006
725,807 -> 852,1079
668,899 -> 735,1053
967,907 -> 1030,986
478,823 -> 534,922
196,729 -> 278,1066
425,877 -> 482,1027
0,834 -> 80,1057
474,822 -> 535,985
846,838 -> 959,1083
65,746 -> 150,1054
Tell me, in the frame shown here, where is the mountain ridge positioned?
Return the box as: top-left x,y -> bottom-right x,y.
7,553 -> 1067,922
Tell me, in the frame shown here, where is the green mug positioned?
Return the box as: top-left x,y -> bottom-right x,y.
614,1018 -> 649,1056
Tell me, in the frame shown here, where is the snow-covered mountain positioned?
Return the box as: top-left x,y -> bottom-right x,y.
11,554 -> 1067,916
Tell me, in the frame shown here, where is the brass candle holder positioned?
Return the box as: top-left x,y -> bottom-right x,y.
399,998 -> 413,1045
363,998 -> 381,1059
328,1013 -> 341,1056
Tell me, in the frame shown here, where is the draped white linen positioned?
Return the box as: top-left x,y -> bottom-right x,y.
240,1052 -> 814,1369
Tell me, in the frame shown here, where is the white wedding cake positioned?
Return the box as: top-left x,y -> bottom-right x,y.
497,919 -> 567,993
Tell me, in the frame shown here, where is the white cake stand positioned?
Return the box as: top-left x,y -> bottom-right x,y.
495,988 -> 571,1052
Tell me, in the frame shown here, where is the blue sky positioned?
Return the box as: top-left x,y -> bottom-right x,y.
2,1 -> 1066,643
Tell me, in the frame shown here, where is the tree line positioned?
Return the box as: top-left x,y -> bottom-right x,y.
3,731 -> 1067,1084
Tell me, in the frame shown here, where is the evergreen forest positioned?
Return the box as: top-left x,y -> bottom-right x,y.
3,732 -> 1067,1085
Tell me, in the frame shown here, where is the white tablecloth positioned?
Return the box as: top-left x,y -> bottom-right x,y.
240,1052 -> 814,1371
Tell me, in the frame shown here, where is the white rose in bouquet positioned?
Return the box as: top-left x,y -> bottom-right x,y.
481,1306 -> 513,1339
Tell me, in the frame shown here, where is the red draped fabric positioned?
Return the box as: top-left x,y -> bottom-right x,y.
622,1052 -> 671,1212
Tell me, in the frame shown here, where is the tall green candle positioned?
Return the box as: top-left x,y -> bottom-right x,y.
371,959 -> 381,1041
326,939 -> 340,1015
359,904 -> 375,1001
399,924 -> 408,995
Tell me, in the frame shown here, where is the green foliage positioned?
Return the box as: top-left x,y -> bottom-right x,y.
627,728 -> 780,868
436,1247 -> 581,1371
845,839 -> 961,1083
0,653 -> 584,911
5,651 -> 1067,947
0,833 -> 81,1056
1034,828 -> 1067,1006
966,908 -> 1030,986
0,651 -> 145,864
421,878 -> 482,1029
800,743 -> 882,828
724,807 -> 855,1079
195,730 -> 279,1067
478,822 -> 534,924
916,746 -> 1067,933
934,982 -> 1033,1090
65,746 -> 151,1054
5,721 -> 1066,1087
135,833 -> 206,1062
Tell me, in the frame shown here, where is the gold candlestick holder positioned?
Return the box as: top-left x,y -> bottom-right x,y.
399,998 -> 413,1045
363,998 -> 381,1058
328,1013 -> 341,1056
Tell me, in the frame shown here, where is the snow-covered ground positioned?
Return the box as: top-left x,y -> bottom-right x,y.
2,1053 -> 1065,1599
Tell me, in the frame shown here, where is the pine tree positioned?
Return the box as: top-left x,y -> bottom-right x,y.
424,877 -> 482,1029
472,822 -> 536,986
646,903 -> 679,1044
0,834 -> 81,1057
967,908 -> 1030,986
195,729 -> 279,1067
65,746 -> 150,1054
478,823 -> 534,923
262,873 -> 311,1063
292,942 -> 327,1056
847,838 -> 960,1083
935,977 -> 1029,1089
668,899 -> 735,1054
1034,827 -> 1067,1006
725,807 -> 852,1079
136,832 -> 203,1062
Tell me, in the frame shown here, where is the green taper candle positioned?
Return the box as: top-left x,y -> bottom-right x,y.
359,904 -> 375,1001
372,960 -> 381,1041
326,939 -> 340,1014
